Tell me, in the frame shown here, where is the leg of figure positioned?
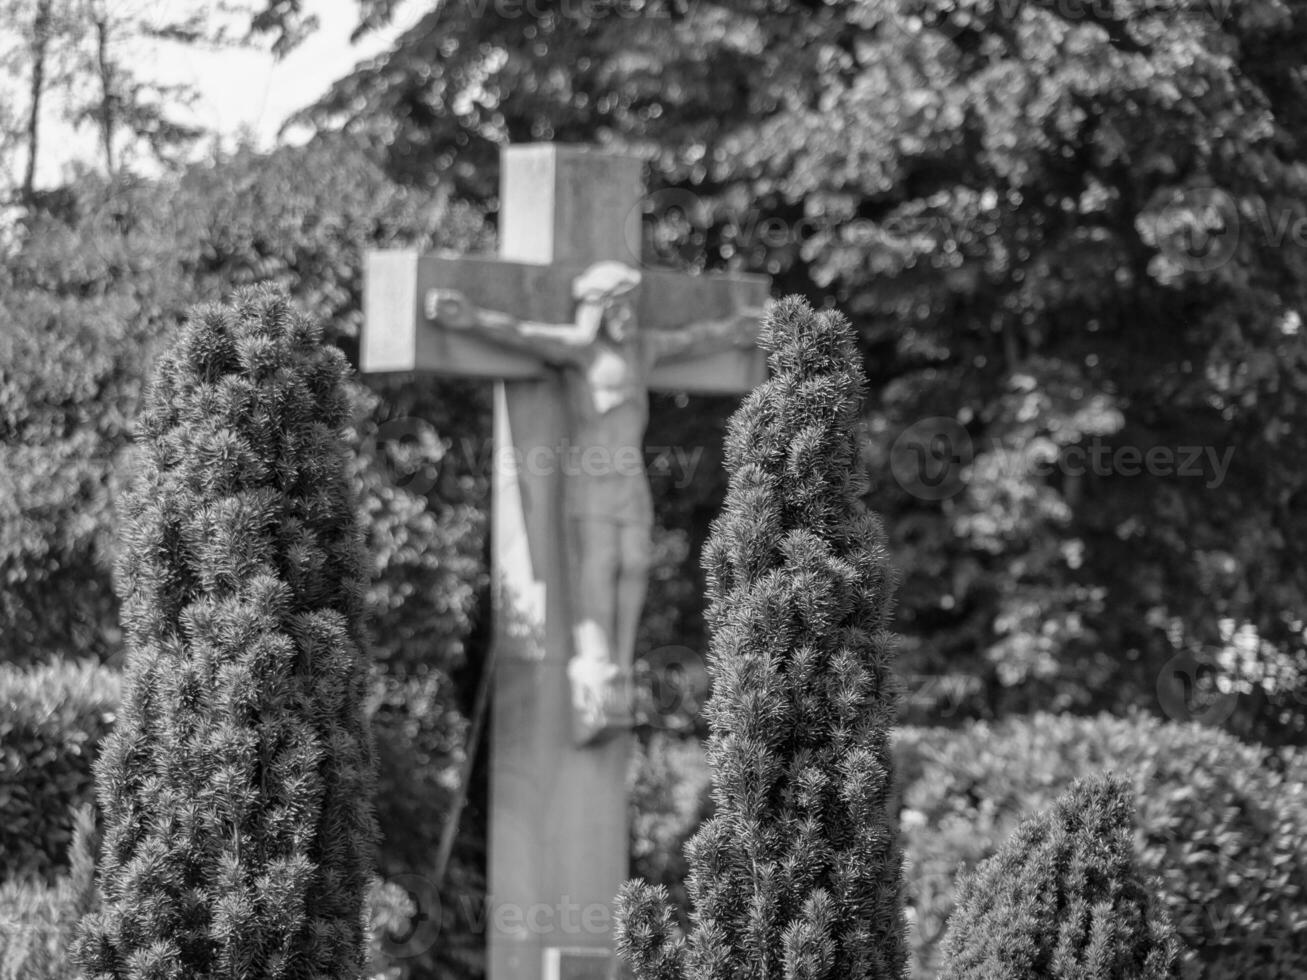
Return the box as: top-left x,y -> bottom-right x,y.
567,518 -> 622,746
614,521 -> 653,674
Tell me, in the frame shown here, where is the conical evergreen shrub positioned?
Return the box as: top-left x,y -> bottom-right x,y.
616,297 -> 907,980
939,773 -> 1180,980
74,287 -> 379,979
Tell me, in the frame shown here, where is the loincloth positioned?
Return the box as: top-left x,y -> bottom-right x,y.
563,473 -> 653,526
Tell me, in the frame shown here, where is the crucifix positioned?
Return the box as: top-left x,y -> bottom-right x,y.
362,144 -> 770,980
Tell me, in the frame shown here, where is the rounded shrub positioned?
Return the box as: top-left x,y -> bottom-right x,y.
0,659 -> 120,881
0,877 -> 75,980
896,712 -> 1307,980
939,772 -> 1179,978
0,805 -> 98,980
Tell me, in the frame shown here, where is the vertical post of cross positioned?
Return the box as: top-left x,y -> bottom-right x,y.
489,144 -> 645,980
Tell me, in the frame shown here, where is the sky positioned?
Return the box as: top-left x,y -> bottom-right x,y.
21,0 -> 424,187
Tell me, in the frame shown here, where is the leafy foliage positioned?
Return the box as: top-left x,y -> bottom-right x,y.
628,732 -> 714,930
617,298 -> 906,980
0,804 -> 97,980
0,659 -> 120,881
291,0 -> 1307,744
74,289 -> 379,979
0,135 -> 492,667
939,773 -> 1180,979
178,134 -> 494,362
0,174 -> 192,663
0,876 -> 80,980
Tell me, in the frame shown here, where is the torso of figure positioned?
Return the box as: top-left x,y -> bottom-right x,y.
561,335 -> 653,524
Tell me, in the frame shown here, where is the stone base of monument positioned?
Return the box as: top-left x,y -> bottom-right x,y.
543,946 -> 618,980
568,664 -> 636,747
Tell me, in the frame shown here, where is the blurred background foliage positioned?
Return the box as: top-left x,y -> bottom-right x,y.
3,0 -> 1307,977
273,0 -> 1307,744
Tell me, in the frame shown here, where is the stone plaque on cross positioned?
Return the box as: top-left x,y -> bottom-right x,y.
361,144 -> 770,980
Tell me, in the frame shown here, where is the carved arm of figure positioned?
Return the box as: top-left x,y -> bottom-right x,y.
425,288 -> 593,364
646,304 -> 768,363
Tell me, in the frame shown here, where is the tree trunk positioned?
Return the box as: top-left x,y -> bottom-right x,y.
22,0 -> 54,200
90,0 -> 114,176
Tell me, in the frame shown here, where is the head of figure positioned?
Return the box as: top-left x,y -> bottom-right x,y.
573,261 -> 641,344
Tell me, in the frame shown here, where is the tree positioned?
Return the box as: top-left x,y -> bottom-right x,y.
71,0 -> 209,175
0,0 -> 74,200
283,0 -> 1307,744
74,288 -> 379,978
616,297 -> 907,980
0,0 -> 274,197
939,772 -> 1180,980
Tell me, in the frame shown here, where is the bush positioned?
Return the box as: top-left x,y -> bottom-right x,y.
628,732 -> 714,929
897,712 -> 1307,980
939,773 -> 1179,978
75,289 -> 380,977
617,298 -> 906,979
0,660 -> 119,881
0,178 -> 189,665
0,877 -> 75,980
368,669 -> 484,979
0,805 -> 98,980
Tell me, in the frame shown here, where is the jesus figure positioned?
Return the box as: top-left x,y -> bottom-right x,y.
426,261 -> 764,745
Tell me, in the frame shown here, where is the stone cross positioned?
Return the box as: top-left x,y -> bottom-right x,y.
361,144 -> 770,980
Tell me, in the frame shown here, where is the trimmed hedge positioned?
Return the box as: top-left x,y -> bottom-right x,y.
897,712 -> 1307,980
0,805 -> 97,980
0,659 -> 119,882
0,877 -> 73,980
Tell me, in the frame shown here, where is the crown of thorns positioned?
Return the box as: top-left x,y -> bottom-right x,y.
572,261 -> 642,303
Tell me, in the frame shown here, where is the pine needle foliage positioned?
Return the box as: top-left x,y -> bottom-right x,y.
616,297 -> 908,980
939,773 -> 1181,980
74,287 -> 379,980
